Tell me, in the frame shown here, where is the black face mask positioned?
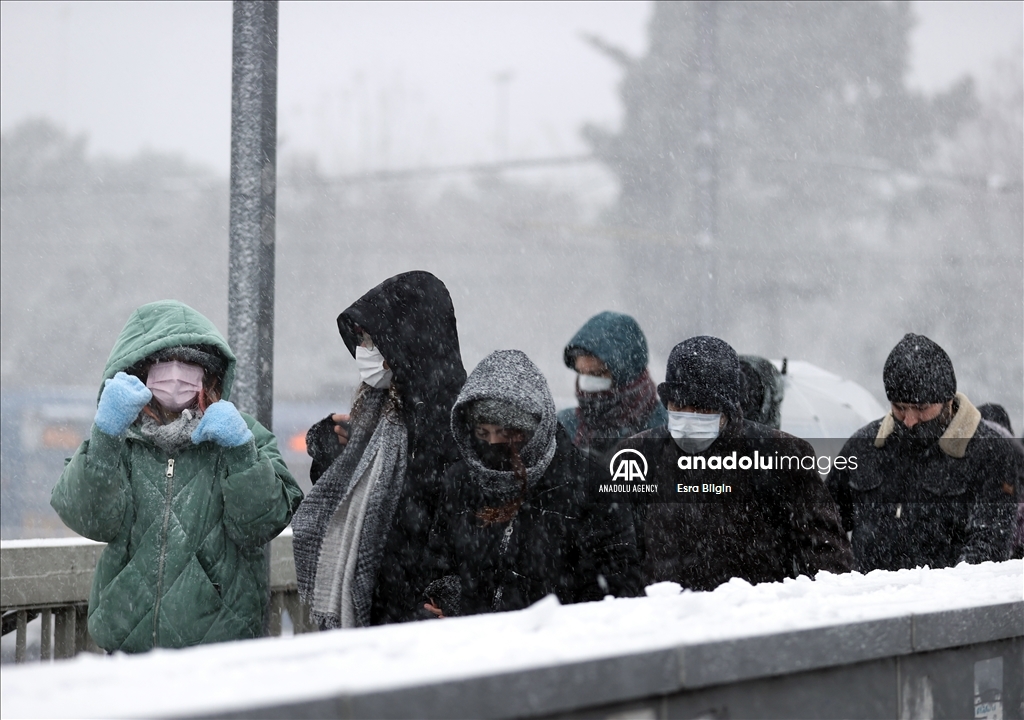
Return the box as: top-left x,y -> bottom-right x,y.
892,407 -> 950,444
472,438 -> 515,471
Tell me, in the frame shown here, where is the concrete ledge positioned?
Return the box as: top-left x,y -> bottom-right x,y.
0,540 -> 103,608
217,648 -> 681,720
203,605 -> 1021,720
1,530 -> 298,610
267,530 -> 297,590
679,615 -> 913,689
911,601 -> 1024,651
2,562 -> 1020,719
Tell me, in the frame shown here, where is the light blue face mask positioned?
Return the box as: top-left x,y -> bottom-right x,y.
667,410 -> 722,453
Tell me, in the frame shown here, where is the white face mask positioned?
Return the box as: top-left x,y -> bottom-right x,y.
355,345 -> 393,389
667,410 -> 722,453
577,373 -> 613,393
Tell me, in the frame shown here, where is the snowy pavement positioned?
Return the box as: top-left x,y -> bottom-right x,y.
2,560 -> 1021,719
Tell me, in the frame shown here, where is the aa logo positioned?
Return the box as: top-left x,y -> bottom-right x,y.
609,448 -> 648,483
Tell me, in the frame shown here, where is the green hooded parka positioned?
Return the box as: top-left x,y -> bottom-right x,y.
51,300 -> 303,653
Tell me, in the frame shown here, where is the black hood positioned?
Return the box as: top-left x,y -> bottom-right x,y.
338,271 -> 466,407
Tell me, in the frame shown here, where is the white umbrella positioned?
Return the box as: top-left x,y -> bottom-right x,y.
771,359 -> 886,440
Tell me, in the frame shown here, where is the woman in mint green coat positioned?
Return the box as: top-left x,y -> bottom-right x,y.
51,300 -> 303,653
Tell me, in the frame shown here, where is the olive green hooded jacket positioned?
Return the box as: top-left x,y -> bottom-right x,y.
51,300 -> 303,653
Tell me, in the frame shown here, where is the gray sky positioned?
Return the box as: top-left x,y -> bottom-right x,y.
1,1 -> 1021,174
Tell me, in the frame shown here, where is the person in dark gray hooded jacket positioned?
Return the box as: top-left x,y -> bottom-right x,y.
424,350 -> 640,618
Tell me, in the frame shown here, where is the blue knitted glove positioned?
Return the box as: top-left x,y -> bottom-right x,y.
95,372 -> 152,437
191,400 -> 253,448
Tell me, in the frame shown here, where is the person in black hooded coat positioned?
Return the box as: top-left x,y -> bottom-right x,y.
424,350 -> 640,618
291,271 -> 467,627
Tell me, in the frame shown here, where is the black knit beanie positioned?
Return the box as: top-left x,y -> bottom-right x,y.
658,336 -> 741,415
883,333 -> 956,404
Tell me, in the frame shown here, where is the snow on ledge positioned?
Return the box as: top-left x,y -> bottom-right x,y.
0,536 -> 104,550
0,526 -> 292,550
2,560 -> 1021,719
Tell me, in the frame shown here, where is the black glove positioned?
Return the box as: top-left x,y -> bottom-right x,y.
306,414 -> 346,484
424,575 -> 462,617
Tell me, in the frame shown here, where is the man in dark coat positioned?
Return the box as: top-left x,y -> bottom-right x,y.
628,336 -> 852,592
826,334 -> 1020,571
426,350 -> 640,617
292,271 -> 467,627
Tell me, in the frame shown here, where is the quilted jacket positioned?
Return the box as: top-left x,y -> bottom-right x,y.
51,301 -> 303,652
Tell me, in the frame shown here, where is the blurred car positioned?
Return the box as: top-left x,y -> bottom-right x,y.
1,386 -> 96,540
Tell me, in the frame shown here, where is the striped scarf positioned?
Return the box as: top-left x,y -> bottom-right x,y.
574,368 -> 660,450
291,389 -> 408,629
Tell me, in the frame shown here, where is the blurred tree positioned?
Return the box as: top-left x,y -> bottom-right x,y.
584,1 -> 978,237
0,119 -> 89,191
0,120 -> 226,389
935,45 -> 1023,186
581,0 -> 982,352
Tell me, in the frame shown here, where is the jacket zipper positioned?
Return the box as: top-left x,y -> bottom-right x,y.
491,519 -> 517,611
152,457 -> 175,645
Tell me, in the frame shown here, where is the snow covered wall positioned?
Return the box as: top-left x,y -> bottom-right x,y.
2,560 -> 1021,719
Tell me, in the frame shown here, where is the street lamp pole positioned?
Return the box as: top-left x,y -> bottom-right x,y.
228,0 -> 278,430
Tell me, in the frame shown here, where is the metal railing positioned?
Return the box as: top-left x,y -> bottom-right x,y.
0,530 -> 311,663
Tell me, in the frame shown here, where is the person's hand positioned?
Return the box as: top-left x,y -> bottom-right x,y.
191,400 -> 253,448
331,413 -> 351,447
95,372 -> 152,437
423,576 -> 460,617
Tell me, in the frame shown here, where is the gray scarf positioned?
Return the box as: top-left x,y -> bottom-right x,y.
133,409 -> 203,454
290,389 -> 409,629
